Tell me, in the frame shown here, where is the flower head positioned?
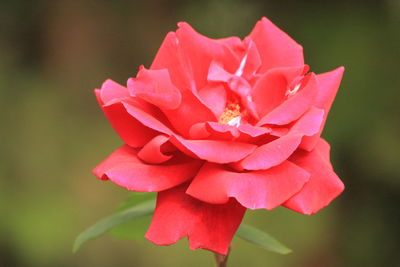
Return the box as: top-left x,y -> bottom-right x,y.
93,17 -> 345,255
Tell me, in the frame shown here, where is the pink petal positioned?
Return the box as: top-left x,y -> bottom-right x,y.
237,106 -> 324,171
150,32 -> 192,91
301,67 -> 345,151
248,17 -> 304,73
99,79 -> 130,105
289,107 -> 325,136
95,90 -> 157,147
236,133 -> 303,171
137,135 -> 173,164
145,183 -> 246,255
161,89 -> 216,137
257,73 -> 318,126
121,99 -> 173,135
284,139 -> 344,214
206,122 -> 240,139
176,22 -> 240,89
187,161 -> 310,210
197,83 -> 227,118
128,67 -> 182,110
239,38 -> 262,79
171,135 -> 256,164
238,123 -> 271,138
252,66 -> 306,118
93,145 -> 202,192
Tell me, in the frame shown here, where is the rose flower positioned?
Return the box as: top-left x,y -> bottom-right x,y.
93,17 -> 345,255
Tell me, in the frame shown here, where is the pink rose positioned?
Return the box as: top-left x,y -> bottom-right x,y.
93,17 -> 345,255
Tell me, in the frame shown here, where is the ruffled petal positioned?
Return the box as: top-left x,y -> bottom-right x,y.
237,107 -> 324,170
120,99 -> 173,135
145,183 -> 246,255
236,133 -> 303,171
252,66 -> 306,118
197,83 -> 227,118
257,73 -> 318,126
128,67 -> 182,110
150,32 -> 192,90
171,135 -> 256,164
187,161 -> 310,210
161,90 -> 216,137
189,122 -> 270,142
95,90 -> 157,147
99,79 -> 130,105
93,145 -> 202,192
301,67 -> 345,150
284,138 -> 344,214
176,22 -> 240,89
137,135 -> 173,164
248,17 -> 304,72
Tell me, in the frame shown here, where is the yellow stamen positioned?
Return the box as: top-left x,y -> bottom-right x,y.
218,103 -> 241,124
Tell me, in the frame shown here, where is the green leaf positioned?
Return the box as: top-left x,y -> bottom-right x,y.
73,198 -> 155,253
114,192 -> 156,213
236,223 -> 292,254
110,215 -> 152,241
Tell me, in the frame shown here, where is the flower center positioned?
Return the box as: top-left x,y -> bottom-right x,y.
218,103 -> 241,126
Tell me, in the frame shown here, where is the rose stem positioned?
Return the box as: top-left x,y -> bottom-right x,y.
214,248 -> 230,267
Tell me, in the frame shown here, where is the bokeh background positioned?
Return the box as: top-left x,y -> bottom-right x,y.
1,0 -> 399,266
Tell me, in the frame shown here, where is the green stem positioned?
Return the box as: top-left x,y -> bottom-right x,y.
214,248 -> 230,267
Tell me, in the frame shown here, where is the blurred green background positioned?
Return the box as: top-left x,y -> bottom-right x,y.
1,0 -> 399,266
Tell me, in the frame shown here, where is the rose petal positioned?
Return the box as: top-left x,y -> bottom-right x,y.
93,145 -> 202,192
289,107 -> 325,136
238,107 -> 324,170
237,133 -> 303,171
176,22 -> 240,89
170,135 -> 256,164
252,66 -> 306,118
95,90 -> 157,147
257,72 -> 318,126
121,99 -> 173,135
151,32 -> 192,90
284,138 -> 344,214
239,38 -> 262,79
198,83 -> 227,118
187,161 -> 310,210
161,89 -> 216,137
301,66 -> 345,151
99,79 -> 130,105
128,67 -> 182,110
248,17 -> 304,72
145,183 -> 246,255
137,135 -> 173,164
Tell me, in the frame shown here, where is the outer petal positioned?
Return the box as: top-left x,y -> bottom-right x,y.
95,90 -> 157,147
150,32 -> 192,90
99,79 -> 130,105
137,135 -> 173,164
257,73 -> 318,126
301,67 -> 345,150
171,135 -> 256,164
248,17 -> 304,72
128,67 -> 182,110
187,161 -> 310,210
284,138 -> 344,214
93,145 -> 202,192
120,99 -> 173,135
145,183 -> 246,255
176,22 -> 240,89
